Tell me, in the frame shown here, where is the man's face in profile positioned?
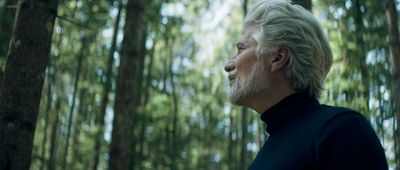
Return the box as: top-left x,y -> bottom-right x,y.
226,25 -> 269,105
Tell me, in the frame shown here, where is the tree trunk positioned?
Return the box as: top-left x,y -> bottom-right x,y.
39,76 -> 53,170
0,0 -> 58,169
136,115 -> 146,169
0,70 -> 2,84
169,39 -> 179,170
92,2 -> 122,170
108,0 -> 148,169
48,97 -> 61,170
240,108 -> 248,170
62,0 -> 99,166
385,0 -> 400,168
130,24 -> 147,170
242,0 -> 248,16
71,88 -> 88,169
292,0 -> 312,11
142,33 -> 156,106
227,111 -> 234,169
353,0 -> 370,115
62,35 -> 87,170
137,36 -> 156,169
0,0 -> 16,60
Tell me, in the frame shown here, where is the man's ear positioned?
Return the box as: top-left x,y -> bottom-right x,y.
271,46 -> 291,72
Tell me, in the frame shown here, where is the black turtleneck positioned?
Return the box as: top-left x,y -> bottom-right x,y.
248,92 -> 388,170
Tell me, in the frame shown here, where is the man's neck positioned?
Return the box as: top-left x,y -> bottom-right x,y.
249,89 -> 296,114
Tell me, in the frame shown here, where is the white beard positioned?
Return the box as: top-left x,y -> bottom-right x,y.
228,61 -> 268,105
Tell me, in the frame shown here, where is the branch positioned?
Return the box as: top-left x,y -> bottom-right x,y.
0,5 -> 18,9
56,15 -> 93,30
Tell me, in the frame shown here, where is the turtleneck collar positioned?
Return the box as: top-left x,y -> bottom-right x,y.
260,92 -> 319,134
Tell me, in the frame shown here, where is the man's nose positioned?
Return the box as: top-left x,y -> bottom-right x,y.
224,61 -> 235,72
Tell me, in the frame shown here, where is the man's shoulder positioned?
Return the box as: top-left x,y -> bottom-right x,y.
316,104 -> 359,115
310,104 -> 376,143
312,105 -> 388,169
303,104 -> 366,134
311,104 -> 363,123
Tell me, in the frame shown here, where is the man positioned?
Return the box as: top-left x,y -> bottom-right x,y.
224,0 -> 388,169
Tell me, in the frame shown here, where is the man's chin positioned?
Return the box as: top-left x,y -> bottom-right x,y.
229,98 -> 240,105
228,92 -> 246,106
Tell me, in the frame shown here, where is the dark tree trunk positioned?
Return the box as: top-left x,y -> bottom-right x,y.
137,116 -> 146,169
108,0 -> 148,169
0,0 -> 16,60
0,70 -> 2,84
130,21 -> 147,170
0,0 -> 58,169
292,0 -> 312,11
386,0 -> 400,168
92,2 -> 122,170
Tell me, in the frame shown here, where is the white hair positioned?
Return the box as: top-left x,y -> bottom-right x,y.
244,0 -> 333,98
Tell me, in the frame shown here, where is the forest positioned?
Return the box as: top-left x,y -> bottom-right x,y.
0,0 -> 399,169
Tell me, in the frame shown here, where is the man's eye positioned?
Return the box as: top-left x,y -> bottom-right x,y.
238,47 -> 244,53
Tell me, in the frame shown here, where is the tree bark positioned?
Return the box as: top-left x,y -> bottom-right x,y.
129,22 -> 147,170
292,0 -> 312,11
385,0 -> 400,169
0,0 -> 16,60
108,0 -> 148,169
0,0 -> 58,169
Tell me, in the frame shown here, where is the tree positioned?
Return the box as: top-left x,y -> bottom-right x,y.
240,108 -> 249,170
108,0 -> 148,169
0,0 -> 16,61
385,0 -> 400,168
16,0 -> 394,169
38,69 -> 53,170
0,0 -> 58,169
0,0 -> 16,84
62,34 -> 87,170
92,2 -> 122,170
48,98 -> 61,170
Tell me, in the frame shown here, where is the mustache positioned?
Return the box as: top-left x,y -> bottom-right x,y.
228,70 -> 237,81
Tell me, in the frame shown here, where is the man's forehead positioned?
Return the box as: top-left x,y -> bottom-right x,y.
244,20 -> 257,31
237,27 -> 257,45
